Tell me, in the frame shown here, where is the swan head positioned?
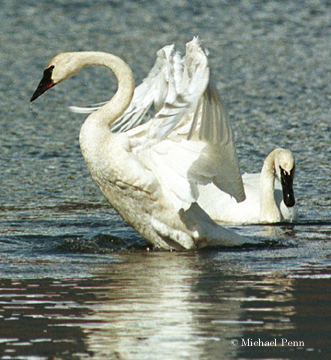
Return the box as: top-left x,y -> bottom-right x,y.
274,148 -> 296,208
30,53 -> 82,102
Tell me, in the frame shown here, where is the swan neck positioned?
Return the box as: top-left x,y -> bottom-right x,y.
260,151 -> 276,191
79,52 -> 135,127
78,52 -> 135,170
259,150 -> 280,221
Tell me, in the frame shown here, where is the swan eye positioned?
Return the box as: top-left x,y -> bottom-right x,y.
279,165 -> 295,207
280,167 -> 288,178
279,165 -> 295,189
279,165 -> 295,180
43,65 -> 55,81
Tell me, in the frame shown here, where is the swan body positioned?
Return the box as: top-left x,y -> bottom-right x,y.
198,148 -> 297,224
30,38 -> 255,250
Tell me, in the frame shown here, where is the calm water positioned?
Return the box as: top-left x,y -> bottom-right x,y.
1,0 -> 331,359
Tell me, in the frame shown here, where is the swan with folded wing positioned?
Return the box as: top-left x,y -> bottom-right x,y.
30,38 -> 254,250
198,147 -> 297,224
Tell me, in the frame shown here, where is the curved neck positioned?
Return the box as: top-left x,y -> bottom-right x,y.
76,51 -> 135,127
259,150 -> 280,222
77,52 -> 135,168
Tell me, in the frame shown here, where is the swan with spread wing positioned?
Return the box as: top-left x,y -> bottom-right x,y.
30,38 -> 253,250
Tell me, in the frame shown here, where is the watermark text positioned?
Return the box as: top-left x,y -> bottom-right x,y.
231,338 -> 304,347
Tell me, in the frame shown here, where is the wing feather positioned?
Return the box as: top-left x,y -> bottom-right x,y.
155,38 -> 210,139
128,38 -> 245,208
110,44 -> 180,133
73,37 -> 245,207
189,82 -> 245,202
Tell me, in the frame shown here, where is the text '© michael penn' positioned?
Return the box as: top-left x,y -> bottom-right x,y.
231,338 -> 305,347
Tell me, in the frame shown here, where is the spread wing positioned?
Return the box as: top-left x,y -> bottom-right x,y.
187,81 -> 245,204
126,38 -> 245,209
110,44 -> 183,133
72,38 -> 245,208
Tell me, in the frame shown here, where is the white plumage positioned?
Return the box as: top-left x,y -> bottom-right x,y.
198,148 -> 297,224
31,38 -> 257,250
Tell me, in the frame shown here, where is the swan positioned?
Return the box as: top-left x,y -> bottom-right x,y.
30,38 -> 256,250
198,148 -> 297,224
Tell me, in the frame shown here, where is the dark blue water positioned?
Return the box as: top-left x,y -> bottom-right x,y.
0,0 -> 331,359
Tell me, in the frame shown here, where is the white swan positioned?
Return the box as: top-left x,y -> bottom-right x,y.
30,38 -> 255,250
198,148 -> 297,224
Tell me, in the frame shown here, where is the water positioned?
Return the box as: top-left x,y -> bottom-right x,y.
1,0 -> 331,359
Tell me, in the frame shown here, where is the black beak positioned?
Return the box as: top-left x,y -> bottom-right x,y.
30,66 -> 55,102
280,166 -> 295,207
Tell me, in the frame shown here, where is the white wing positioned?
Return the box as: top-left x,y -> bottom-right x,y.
125,39 -> 245,212
110,44 -> 183,133
73,38 -> 245,208
187,82 -> 245,203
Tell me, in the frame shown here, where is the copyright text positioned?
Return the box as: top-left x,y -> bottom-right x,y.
231,338 -> 305,347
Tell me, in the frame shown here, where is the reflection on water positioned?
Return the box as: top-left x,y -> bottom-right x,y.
1,251 -> 330,359
0,277 -> 92,358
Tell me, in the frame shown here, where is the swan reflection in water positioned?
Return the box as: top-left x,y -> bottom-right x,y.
5,249 -> 327,359
78,253 -> 296,359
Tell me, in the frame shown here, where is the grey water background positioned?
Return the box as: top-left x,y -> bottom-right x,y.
1,0 -> 331,359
